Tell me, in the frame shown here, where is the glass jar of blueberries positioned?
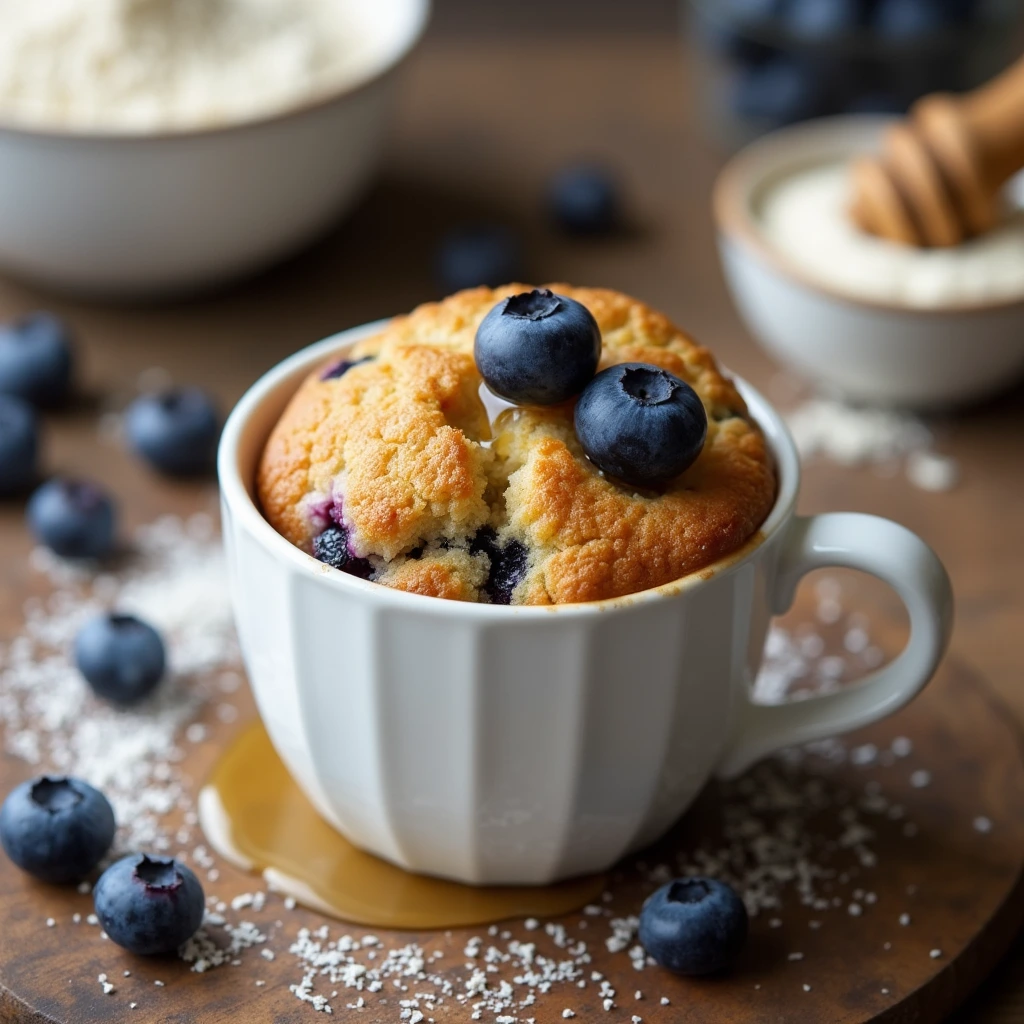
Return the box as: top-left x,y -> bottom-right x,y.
687,0 -> 1024,145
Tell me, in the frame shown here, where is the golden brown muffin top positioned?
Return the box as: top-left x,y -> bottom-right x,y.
257,285 -> 776,605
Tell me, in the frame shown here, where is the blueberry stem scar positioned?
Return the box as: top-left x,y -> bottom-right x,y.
620,366 -> 677,406
30,777 -> 82,814
502,289 -> 562,321
667,878 -> 711,904
135,855 -> 180,891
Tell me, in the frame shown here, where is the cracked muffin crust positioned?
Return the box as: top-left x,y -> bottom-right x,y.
257,285 -> 777,605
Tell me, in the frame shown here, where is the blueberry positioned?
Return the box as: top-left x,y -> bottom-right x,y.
574,363 -> 707,489
0,395 -> 39,495
94,853 -> 205,955
74,613 -> 166,705
312,524 -> 375,579
0,312 -> 74,407
787,0 -> 862,38
436,226 -> 522,294
731,58 -> 821,124
320,355 -> 373,381
125,387 -> 220,477
639,878 -> 749,976
470,527 -> 529,605
547,165 -> 619,235
474,289 -> 601,406
873,0 -> 950,38
0,776 -> 115,884
27,478 -> 116,559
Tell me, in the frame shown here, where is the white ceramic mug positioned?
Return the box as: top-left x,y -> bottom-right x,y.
218,323 -> 953,886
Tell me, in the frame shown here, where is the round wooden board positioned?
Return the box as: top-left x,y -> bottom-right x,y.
0,658 -> 1021,1024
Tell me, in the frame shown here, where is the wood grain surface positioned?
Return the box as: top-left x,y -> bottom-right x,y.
0,32 -> 1021,1022
0,654 -> 1020,1024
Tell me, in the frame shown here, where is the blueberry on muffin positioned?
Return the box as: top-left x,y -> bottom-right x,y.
257,285 -> 776,605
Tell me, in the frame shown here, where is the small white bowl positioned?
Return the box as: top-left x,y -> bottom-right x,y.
714,116 -> 1024,409
0,0 -> 429,298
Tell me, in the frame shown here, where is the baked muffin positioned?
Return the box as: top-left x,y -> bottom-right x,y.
257,285 -> 776,605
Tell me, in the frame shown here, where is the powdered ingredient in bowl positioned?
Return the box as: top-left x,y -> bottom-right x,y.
0,0 -> 387,132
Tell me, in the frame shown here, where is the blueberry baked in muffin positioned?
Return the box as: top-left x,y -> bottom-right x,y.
257,285 -> 776,605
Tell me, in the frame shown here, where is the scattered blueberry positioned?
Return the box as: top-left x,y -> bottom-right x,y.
730,57 -> 821,124
639,877 -> 749,976
474,289 -> 601,406
74,613 -> 166,705
0,776 -> 115,884
93,853 -> 205,955
27,478 -> 116,559
436,225 -> 522,294
312,524 -> 375,579
125,388 -> 220,477
548,164 -> 619,235
574,363 -> 707,489
873,0 -> 951,39
787,0 -> 862,39
470,527 -> 529,605
320,355 -> 373,381
0,312 -> 74,407
0,395 -> 39,495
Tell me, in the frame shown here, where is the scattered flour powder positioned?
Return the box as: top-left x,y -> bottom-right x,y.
785,398 -> 959,492
0,0 -> 394,132
5,513 -> 237,852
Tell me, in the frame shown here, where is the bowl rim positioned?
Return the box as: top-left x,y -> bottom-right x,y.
713,114 -> 1024,318
217,319 -> 800,620
0,0 -> 430,144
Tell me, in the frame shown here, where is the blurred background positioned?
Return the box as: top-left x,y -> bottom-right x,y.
0,2 -> 1023,1019
437,0 -> 1024,141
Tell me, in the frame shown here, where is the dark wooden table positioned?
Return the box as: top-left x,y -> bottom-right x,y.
0,30 -> 1021,1022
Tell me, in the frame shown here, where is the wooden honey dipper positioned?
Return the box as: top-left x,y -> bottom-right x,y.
850,54 -> 1024,247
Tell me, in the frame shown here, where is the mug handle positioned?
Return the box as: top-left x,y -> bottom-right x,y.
717,513 -> 954,779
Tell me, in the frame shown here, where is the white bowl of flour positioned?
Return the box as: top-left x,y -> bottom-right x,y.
714,115 -> 1024,408
0,0 -> 430,297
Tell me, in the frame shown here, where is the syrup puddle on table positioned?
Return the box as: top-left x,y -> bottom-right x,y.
198,723 -> 605,929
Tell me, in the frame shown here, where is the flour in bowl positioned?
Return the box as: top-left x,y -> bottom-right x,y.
0,0 -> 398,132
758,161 -> 1024,309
